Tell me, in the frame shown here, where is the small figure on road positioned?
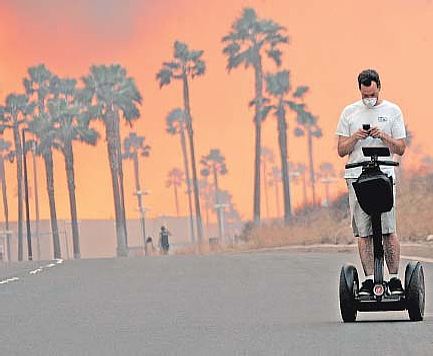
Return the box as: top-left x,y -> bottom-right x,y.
145,236 -> 155,256
159,226 -> 170,255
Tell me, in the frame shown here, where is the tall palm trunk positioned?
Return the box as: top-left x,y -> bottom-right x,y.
307,128 -> 316,205
179,128 -> 195,243
202,177 -> 210,232
277,100 -> 292,224
302,172 -> 308,207
0,156 -> 11,261
262,160 -> 270,219
12,125 -> 24,261
205,200 -> 210,232
64,141 -> 80,259
212,165 -> 223,243
253,121 -> 262,225
274,180 -> 281,218
182,73 -> 204,243
114,115 -> 128,247
22,130 -> 33,261
32,150 -> 41,260
253,54 -> 264,226
43,150 -> 61,259
132,153 -> 146,246
105,117 -> 127,257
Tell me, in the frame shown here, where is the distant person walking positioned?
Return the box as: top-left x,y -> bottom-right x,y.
145,236 -> 155,256
159,226 -> 170,255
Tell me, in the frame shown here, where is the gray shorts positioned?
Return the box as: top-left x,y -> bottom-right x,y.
346,179 -> 396,238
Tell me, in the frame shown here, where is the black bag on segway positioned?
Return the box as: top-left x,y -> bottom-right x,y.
352,167 -> 393,215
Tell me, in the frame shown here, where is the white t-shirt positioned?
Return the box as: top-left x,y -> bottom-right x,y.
336,99 -> 406,179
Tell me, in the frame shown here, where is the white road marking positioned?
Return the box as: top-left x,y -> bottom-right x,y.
28,260 -> 64,275
1,259 -> 64,287
29,268 -> 43,275
0,277 -> 19,285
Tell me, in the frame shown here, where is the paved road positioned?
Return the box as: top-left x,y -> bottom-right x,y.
0,251 -> 432,355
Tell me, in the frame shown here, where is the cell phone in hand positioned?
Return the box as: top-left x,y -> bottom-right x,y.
363,124 -> 371,131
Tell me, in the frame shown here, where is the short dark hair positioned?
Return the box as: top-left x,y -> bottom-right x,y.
358,69 -> 381,90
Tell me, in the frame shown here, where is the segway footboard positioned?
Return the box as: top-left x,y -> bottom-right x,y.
357,296 -> 406,312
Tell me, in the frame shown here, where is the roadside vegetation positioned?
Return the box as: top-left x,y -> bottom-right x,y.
231,171 -> 433,251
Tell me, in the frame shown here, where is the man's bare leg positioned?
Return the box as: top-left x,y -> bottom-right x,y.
383,233 -> 400,274
358,236 -> 374,276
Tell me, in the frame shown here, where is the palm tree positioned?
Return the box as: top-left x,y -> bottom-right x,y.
122,132 -> 150,246
264,70 -> 309,224
48,76 -> 99,259
24,64 -> 63,259
260,147 -> 274,219
222,7 -> 288,225
166,168 -> 184,217
157,41 -> 205,244
24,139 -> 41,260
198,178 -> 213,233
165,108 -> 195,243
294,108 -> 322,205
268,166 -> 282,217
0,93 -> 34,261
317,162 -> 336,207
82,64 -> 142,257
200,149 -> 228,243
0,138 -> 12,261
28,111 -> 63,259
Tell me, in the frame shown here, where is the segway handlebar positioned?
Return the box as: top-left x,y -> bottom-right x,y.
345,160 -> 399,169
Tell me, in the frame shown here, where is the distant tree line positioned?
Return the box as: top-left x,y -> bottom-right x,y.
0,7 -> 329,261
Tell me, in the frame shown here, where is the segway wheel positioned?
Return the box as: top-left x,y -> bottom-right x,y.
339,264 -> 358,322
405,261 -> 425,321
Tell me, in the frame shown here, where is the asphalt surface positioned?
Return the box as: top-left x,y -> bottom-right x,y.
0,250 -> 432,355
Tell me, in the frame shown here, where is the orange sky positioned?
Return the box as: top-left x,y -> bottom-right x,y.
1,0 -> 433,222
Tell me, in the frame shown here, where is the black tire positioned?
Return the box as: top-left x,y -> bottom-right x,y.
405,261 -> 425,321
339,264 -> 358,322
404,261 -> 417,291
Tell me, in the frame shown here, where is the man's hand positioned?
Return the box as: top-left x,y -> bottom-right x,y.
337,128 -> 369,157
354,128 -> 370,140
369,126 -> 382,139
368,126 -> 406,155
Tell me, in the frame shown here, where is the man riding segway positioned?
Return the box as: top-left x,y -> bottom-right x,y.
336,69 -> 406,297
336,69 -> 425,322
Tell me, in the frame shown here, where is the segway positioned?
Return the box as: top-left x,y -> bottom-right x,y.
339,147 -> 425,322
